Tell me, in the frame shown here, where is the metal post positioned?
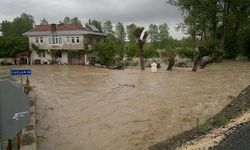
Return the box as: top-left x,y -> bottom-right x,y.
84,54 -> 87,66
0,128 -> 2,150
0,103 -> 1,150
20,75 -> 23,92
0,140 -> 2,150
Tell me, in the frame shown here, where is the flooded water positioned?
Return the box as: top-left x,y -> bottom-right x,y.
24,61 -> 250,150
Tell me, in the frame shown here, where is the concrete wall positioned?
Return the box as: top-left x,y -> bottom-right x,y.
56,52 -> 68,64
31,51 -> 69,65
31,51 -> 52,64
29,35 -> 84,50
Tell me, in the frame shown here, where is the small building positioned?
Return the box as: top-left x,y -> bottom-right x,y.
23,24 -> 106,65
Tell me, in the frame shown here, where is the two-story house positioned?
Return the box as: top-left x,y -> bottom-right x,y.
23,23 -> 106,65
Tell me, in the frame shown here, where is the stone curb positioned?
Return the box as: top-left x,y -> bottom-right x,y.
20,91 -> 37,150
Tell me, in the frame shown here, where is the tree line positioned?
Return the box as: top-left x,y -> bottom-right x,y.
167,0 -> 250,59
1,5 -> 249,70
0,14 -> 173,64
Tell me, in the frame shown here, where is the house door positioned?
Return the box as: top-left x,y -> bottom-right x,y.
68,52 -> 84,65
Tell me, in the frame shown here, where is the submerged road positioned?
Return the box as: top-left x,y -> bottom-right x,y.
15,60 -> 250,150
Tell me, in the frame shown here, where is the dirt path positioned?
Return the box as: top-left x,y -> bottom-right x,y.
23,61 -> 250,150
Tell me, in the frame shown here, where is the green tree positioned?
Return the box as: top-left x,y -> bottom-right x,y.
0,35 -> 29,57
148,24 -> 158,48
115,22 -> 126,42
40,18 -> 48,25
167,0 -> 250,58
93,36 -> 118,65
237,24 -> 250,59
161,48 -> 176,71
144,44 -> 158,60
0,13 -> 34,36
63,17 -> 82,25
134,27 -> 149,70
125,42 -> 138,59
63,17 -> 71,24
103,20 -> 114,34
158,23 -> 170,48
126,23 -> 137,43
0,21 -> 12,36
71,17 -> 82,25
86,19 -> 102,32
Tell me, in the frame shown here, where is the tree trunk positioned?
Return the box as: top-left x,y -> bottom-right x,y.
139,45 -> 145,70
167,58 -> 175,71
192,53 -> 202,72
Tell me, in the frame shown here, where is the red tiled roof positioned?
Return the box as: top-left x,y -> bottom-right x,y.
30,24 -> 84,32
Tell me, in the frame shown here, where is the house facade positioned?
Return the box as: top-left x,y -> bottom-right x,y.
23,24 -> 106,65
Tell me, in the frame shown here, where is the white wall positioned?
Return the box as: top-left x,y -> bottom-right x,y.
31,50 -> 52,64
56,52 -> 68,64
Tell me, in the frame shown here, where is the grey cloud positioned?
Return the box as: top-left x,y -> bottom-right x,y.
0,0 -> 184,39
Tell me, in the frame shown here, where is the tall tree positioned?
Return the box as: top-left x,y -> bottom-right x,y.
134,27 -> 148,70
126,23 -> 137,43
93,36 -> 118,66
115,22 -> 126,42
0,13 -> 33,58
0,35 -> 29,57
63,17 -> 81,25
167,0 -> 250,58
158,23 -> 170,48
0,13 -> 34,36
148,24 -> 159,47
40,18 -> 48,25
0,21 -> 12,36
86,19 -> 102,32
103,20 -> 114,34
71,17 -> 82,25
63,17 -> 71,24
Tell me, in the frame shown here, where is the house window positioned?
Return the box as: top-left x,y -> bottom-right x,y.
59,37 -> 62,44
76,37 -> 80,44
96,37 -> 100,43
48,36 -> 62,45
71,37 -> 75,44
88,36 -> 93,44
58,52 -> 62,58
38,52 -> 46,58
36,37 -> 39,43
40,37 -> 43,44
48,37 -> 52,44
66,37 -> 70,44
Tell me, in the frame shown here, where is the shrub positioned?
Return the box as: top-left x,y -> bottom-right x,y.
178,48 -> 194,60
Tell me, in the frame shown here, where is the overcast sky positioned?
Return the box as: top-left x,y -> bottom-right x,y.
0,0 -> 185,39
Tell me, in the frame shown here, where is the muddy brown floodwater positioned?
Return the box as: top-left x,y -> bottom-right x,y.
25,61 -> 250,150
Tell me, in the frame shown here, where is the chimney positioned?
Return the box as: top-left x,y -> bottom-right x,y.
51,24 -> 56,32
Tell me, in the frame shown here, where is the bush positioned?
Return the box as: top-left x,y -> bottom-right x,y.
238,26 -> 250,59
178,48 -> 194,60
125,42 -> 138,58
144,44 -> 159,60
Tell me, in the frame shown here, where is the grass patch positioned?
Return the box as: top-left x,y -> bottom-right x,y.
149,85 -> 250,150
